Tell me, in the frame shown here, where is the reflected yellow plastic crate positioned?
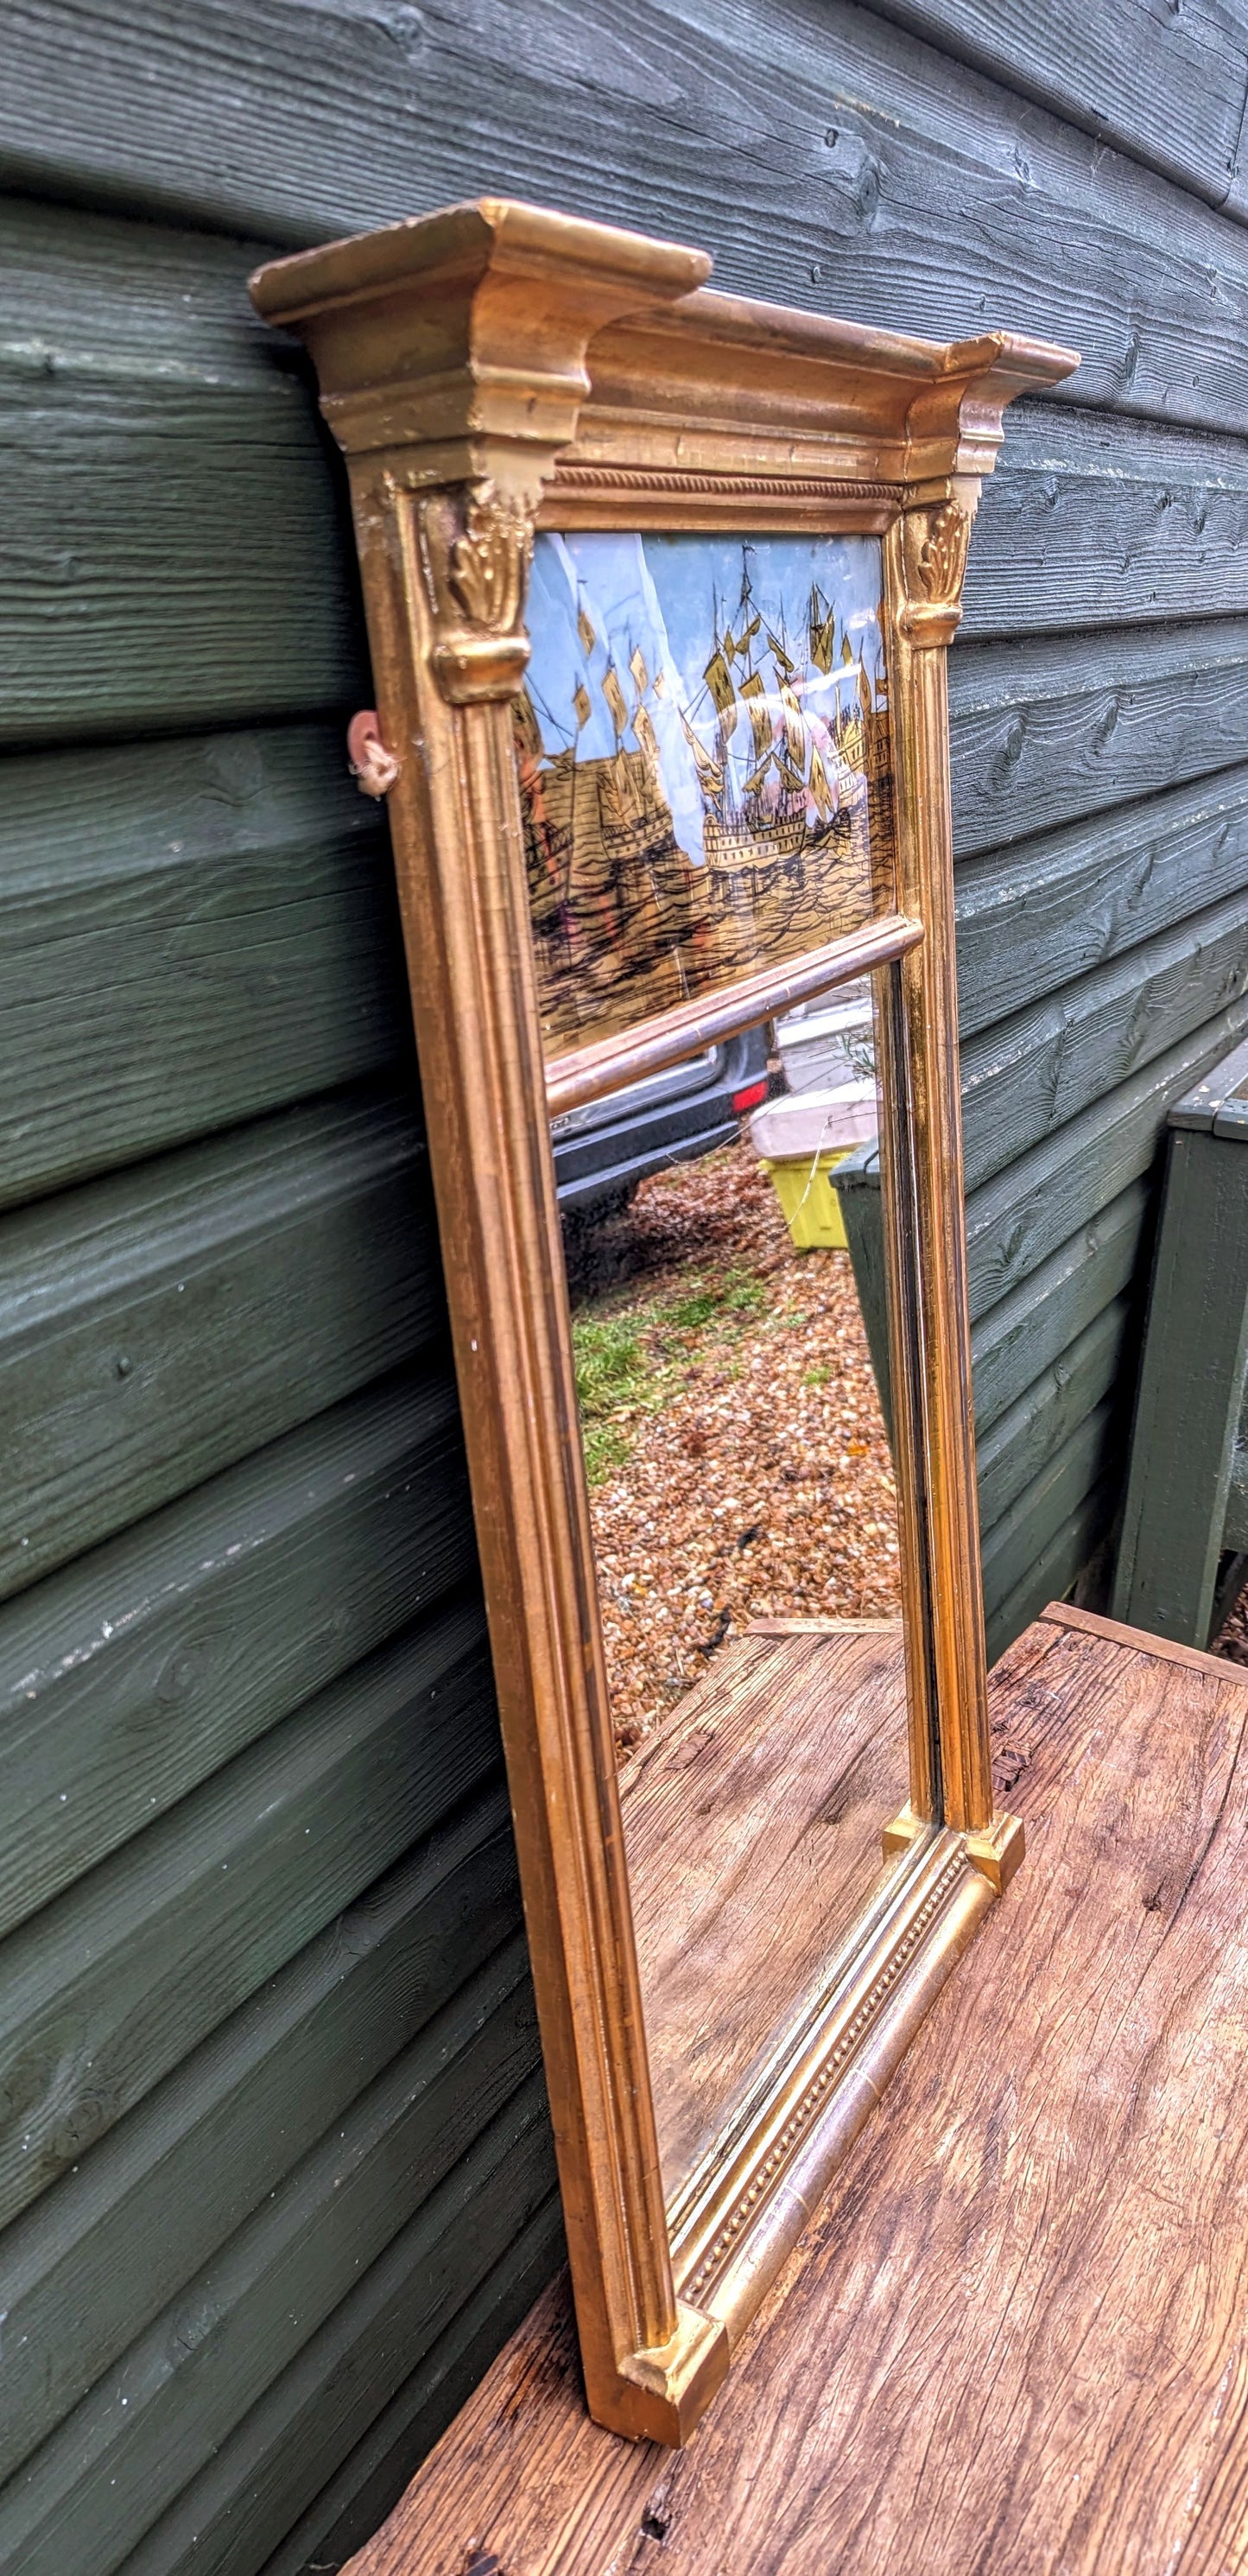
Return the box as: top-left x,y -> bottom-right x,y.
760,1145 -> 852,1251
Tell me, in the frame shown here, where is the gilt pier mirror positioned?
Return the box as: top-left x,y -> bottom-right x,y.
251,205 -> 1077,2445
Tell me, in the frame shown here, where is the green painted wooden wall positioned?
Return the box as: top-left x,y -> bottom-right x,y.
2,3 -> 1247,2566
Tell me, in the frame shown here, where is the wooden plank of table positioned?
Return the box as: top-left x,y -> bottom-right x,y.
360,1606 -> 1248,2576
623,1625 -> 909,2196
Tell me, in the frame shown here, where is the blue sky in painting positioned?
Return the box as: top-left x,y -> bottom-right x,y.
524,531 -> 885,866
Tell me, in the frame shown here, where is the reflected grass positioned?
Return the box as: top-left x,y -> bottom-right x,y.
573,1268 -> 777,1486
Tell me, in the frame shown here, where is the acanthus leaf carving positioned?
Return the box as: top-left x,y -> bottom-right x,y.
915,499 -> 971,604
897,497 -> 974,644
447,481 -> 535,631
419,479 -> 535,705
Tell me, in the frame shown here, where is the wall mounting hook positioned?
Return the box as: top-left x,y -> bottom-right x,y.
346,709 -> 402,797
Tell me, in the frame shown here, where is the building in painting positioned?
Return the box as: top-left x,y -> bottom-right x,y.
0,6 -> 1245,2570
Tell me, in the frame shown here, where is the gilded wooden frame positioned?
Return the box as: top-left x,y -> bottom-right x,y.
251,203 -> 1076,2445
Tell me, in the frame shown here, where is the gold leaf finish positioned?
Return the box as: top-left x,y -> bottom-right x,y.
249,198 -> 1077,2446
446,481 -> 535,630
896,497 -> 976,644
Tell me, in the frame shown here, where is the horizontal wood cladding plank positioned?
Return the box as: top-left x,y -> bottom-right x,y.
0,1362 -> 473,1945
864,0 -> 1248,212
964,407 -> 1248,638
977,1292 -> 1133,1532
960,885 -> 1248,1194
0,1783 -> 520,2484
0,377 -> 364,743
0,724 -> 408,1202
10,388 -> 1248,751
261,2197 -> 565,2576
0,1957 -> 548,2576
0,200 -> 362,742
949,621 -> 1248,860
117,2104 -> 560,2576
985,1471 -> 1118,1663
838,1159 -> 1139,1589
10,2 -> 1248,432
10,202 -> 1248,737
979,1393 -> 1123,1618
0,1086 -> 440,1601
0,1598 -> 497,2233
0,195 -> 288,389
955,763 -> 1248,1039
971,1178 -> 1147,1433
964,999 -> 1248,1319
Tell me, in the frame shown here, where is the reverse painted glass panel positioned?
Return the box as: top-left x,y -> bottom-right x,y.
517,533 -> 895,1056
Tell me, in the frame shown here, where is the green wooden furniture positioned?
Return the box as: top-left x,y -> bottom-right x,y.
1111,1035 -> 1248,1647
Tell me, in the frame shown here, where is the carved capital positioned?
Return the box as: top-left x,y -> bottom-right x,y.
896,498 -> 973,645
419,480 -> 535,703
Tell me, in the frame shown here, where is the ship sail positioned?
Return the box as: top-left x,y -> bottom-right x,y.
680,707 -> 724,797
808,586 -> 836,675
808,744 -> 833,821
602,666 -> 630,737
704,649 -> 737,719
738,671 -> 773,762
779,681 -> 806,774
517,536 -> 887,1046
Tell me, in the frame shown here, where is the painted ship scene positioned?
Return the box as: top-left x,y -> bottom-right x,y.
516,530 -> 895,1055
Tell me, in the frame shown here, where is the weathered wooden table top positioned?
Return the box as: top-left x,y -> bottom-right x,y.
348,1604 -> 1248,2576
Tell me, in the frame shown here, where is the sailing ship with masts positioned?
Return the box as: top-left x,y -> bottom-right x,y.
514,549 -> 893,1050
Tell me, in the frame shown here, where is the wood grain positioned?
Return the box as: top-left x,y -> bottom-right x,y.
0,1964 -> 547,2576
128,2184 -> 566,2576
985,1468 -> 1118,1662
979,1394 -> 1121,1616
961,894 -> 1248,1194
256,2196 -> 565,2576
12,339 -> 1248,750
955,760 -> 1248,1039
866,0 -> 1248,211
0,1780 -> 523,2484
9,4 -> 1248,2562
963,998 -> 1248,1319
0,381 -> 364,746
976,1290 -> 1132,1530
967,402 -> 1248,634
0,1087 -> 439,1601
0,1362 -> 472,1941
949,620 -> 1248,859
0,1602 -> 496,2231
0,722 -> 407,1205
623,1628 -> 909,2194
8,0 -> 1248,431
970,1175 -> 1145,1433
840,1152 -> 1138,1644
1041,1595 -> 1248,1674
360,1611 -> 1248,2576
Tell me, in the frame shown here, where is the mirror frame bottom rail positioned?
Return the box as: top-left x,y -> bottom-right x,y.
668,1822 -> 1004,2346
250,198 -> 1075,2449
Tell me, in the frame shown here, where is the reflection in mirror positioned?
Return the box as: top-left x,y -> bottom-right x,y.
527,518 -> 915,2213
557,1012 -> 909,2205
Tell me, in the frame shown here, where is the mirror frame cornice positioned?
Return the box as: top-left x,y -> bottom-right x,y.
251,202 -> 1077,2445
